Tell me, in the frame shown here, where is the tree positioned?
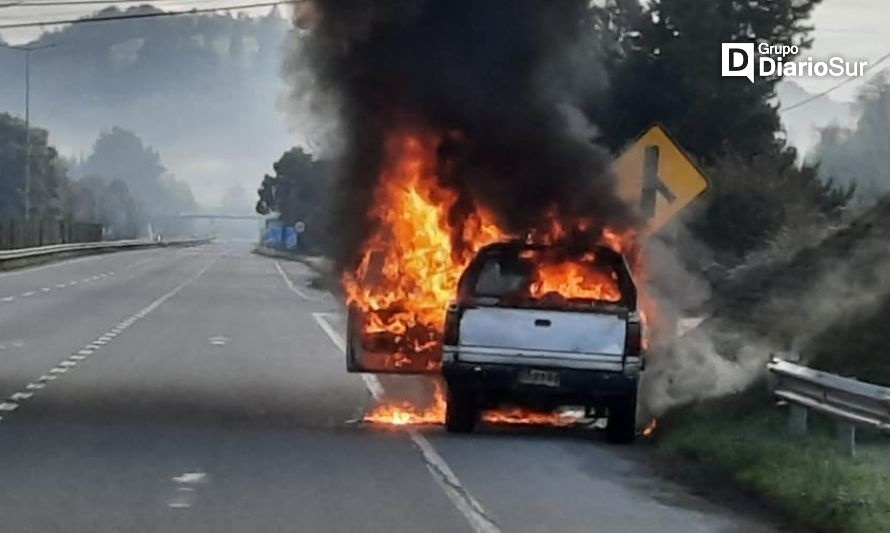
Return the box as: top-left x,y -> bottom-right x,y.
810,73 -> 890,207
0,113 -> 67,220
256,147 -> 333,253
587,0 -> 857,260
67,176 -> 146,239
75,127 -> 197,218
591,0 -> 823,162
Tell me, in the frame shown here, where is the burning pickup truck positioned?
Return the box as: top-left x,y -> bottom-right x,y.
440,242 -> 642,442
346,237 -> 643,443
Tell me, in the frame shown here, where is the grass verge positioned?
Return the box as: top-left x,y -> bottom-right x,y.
658,391 -> 890,533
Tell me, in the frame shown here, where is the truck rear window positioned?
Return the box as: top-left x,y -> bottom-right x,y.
464,247 -> 628,309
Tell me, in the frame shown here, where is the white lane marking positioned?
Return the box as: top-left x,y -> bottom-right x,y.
41,287 -> 51,292
21,291 -> 35,297
1,296 -> 14,302
0,258 -> 217,424
168,471 -> 208,509
56,283 -> 66,288
68,281 -> 78,286
310,311 -> 501,533
208,336 -> 228,346
173,472 -> 207,484
274,261 -> 312,300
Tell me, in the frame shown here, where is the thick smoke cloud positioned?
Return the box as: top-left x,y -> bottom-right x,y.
286,0 -> 637,269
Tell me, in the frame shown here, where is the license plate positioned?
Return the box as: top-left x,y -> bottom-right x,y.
518,369 -> 561,387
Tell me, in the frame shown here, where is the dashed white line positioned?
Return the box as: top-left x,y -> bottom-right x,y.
21,291 -> 35,297
1,296 -> 14,302
0,258 -> 217,424
310,312 -> 501,533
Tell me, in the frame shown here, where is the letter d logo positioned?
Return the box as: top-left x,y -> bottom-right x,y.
722,43 -> 755,83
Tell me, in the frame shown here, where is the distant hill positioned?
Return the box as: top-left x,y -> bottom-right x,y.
0,6 -> 294,206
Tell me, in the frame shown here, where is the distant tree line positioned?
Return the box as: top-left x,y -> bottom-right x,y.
0,114 -> 196,239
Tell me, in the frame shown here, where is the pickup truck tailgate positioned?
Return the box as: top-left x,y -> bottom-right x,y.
459,307 -> 626,356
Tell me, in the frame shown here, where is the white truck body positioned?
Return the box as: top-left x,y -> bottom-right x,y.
453,307 -> 634,371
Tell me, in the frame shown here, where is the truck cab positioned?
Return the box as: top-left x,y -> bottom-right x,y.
441,241 -> 643,442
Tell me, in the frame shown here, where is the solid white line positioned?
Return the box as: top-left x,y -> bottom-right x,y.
311,312 -> 345,351
309,311 -> 500,533
274,261 -> 312,300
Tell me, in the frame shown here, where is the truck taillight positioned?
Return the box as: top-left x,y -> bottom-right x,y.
443,304 -> 460,346
625,319 -> 642,356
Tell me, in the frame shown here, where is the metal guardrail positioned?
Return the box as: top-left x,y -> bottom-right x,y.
0,237 -> 212,267
767,354 -> 890,455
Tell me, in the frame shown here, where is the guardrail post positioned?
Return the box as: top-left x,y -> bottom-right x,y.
836,422 -> 856,457
789,404 -> 808,437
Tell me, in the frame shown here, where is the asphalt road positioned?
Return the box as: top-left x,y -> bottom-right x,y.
0,241 -> 781,532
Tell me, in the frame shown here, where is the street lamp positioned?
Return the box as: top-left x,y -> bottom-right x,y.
0,41 -> 56,222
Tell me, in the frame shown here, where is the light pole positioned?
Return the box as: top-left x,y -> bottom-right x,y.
0,42 -> 55,222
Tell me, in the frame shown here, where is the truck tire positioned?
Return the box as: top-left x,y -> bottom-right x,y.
445,385 -> 478,434
606,393 -> 637,444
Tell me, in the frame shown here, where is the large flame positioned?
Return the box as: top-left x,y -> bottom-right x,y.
343,132 -> 506,370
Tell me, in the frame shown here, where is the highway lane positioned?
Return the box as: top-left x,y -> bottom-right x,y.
0,242 -> 781,532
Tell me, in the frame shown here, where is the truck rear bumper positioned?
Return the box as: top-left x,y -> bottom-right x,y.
442,360 -> 638,407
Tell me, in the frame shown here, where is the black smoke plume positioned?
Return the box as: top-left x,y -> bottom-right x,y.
286,0 -> 638,270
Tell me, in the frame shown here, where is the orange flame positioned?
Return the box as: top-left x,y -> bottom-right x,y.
362,381 -> 582,427
363,381 -> 447,426
641,418 -> 658,438
343,132 -> 506,369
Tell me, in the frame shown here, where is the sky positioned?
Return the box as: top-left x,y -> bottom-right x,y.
803,0 -> 889,101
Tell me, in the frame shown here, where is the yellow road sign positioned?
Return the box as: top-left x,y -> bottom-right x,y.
613,124 -> 710,233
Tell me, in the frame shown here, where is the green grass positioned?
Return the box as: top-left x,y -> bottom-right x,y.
658,392 -> 890,533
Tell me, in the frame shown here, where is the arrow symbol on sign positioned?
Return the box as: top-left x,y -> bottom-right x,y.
640,145 -> 677,219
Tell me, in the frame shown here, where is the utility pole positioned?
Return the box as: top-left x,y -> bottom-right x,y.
0,42 -> 56,222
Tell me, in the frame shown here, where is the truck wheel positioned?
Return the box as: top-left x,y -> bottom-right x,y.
445,385 -> 478,434
606,393 -> 637,444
